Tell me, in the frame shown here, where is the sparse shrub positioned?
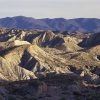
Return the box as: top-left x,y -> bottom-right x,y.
8,95 -> 17,100
59,97 -> 66,100
28,96 -> 37,100
61,91 -> 69,95
38,96 -> 43,99
45,94 -> 52,97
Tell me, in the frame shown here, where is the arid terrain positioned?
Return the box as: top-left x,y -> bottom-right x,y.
0,28 -> 100,100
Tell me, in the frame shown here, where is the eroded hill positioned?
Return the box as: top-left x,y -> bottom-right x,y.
0,29 -> 100,100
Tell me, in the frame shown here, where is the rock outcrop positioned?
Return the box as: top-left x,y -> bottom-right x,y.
0,28 -> 99,100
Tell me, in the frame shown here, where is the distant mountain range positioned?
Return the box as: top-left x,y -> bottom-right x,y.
0,16 -> 100,33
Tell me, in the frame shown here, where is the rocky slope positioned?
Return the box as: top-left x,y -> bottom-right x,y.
0,28 -> 100,100
79,32 -> 100,47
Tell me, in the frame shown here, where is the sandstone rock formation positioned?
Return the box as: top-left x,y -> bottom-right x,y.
0,29 -> 99,100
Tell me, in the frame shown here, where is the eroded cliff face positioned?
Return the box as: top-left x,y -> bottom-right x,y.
79,32 -> 100,47
0,29 -> 100,81
0,29 -> 100,100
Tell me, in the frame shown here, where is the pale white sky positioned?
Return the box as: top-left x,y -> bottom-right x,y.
0,0 -> 100,18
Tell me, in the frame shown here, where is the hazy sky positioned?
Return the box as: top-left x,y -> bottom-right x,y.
0,0 -> 100,18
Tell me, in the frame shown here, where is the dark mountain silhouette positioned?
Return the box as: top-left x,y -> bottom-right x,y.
0,16 -> 100,33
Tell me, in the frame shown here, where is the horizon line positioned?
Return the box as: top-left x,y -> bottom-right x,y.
0,16 -> 100,20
